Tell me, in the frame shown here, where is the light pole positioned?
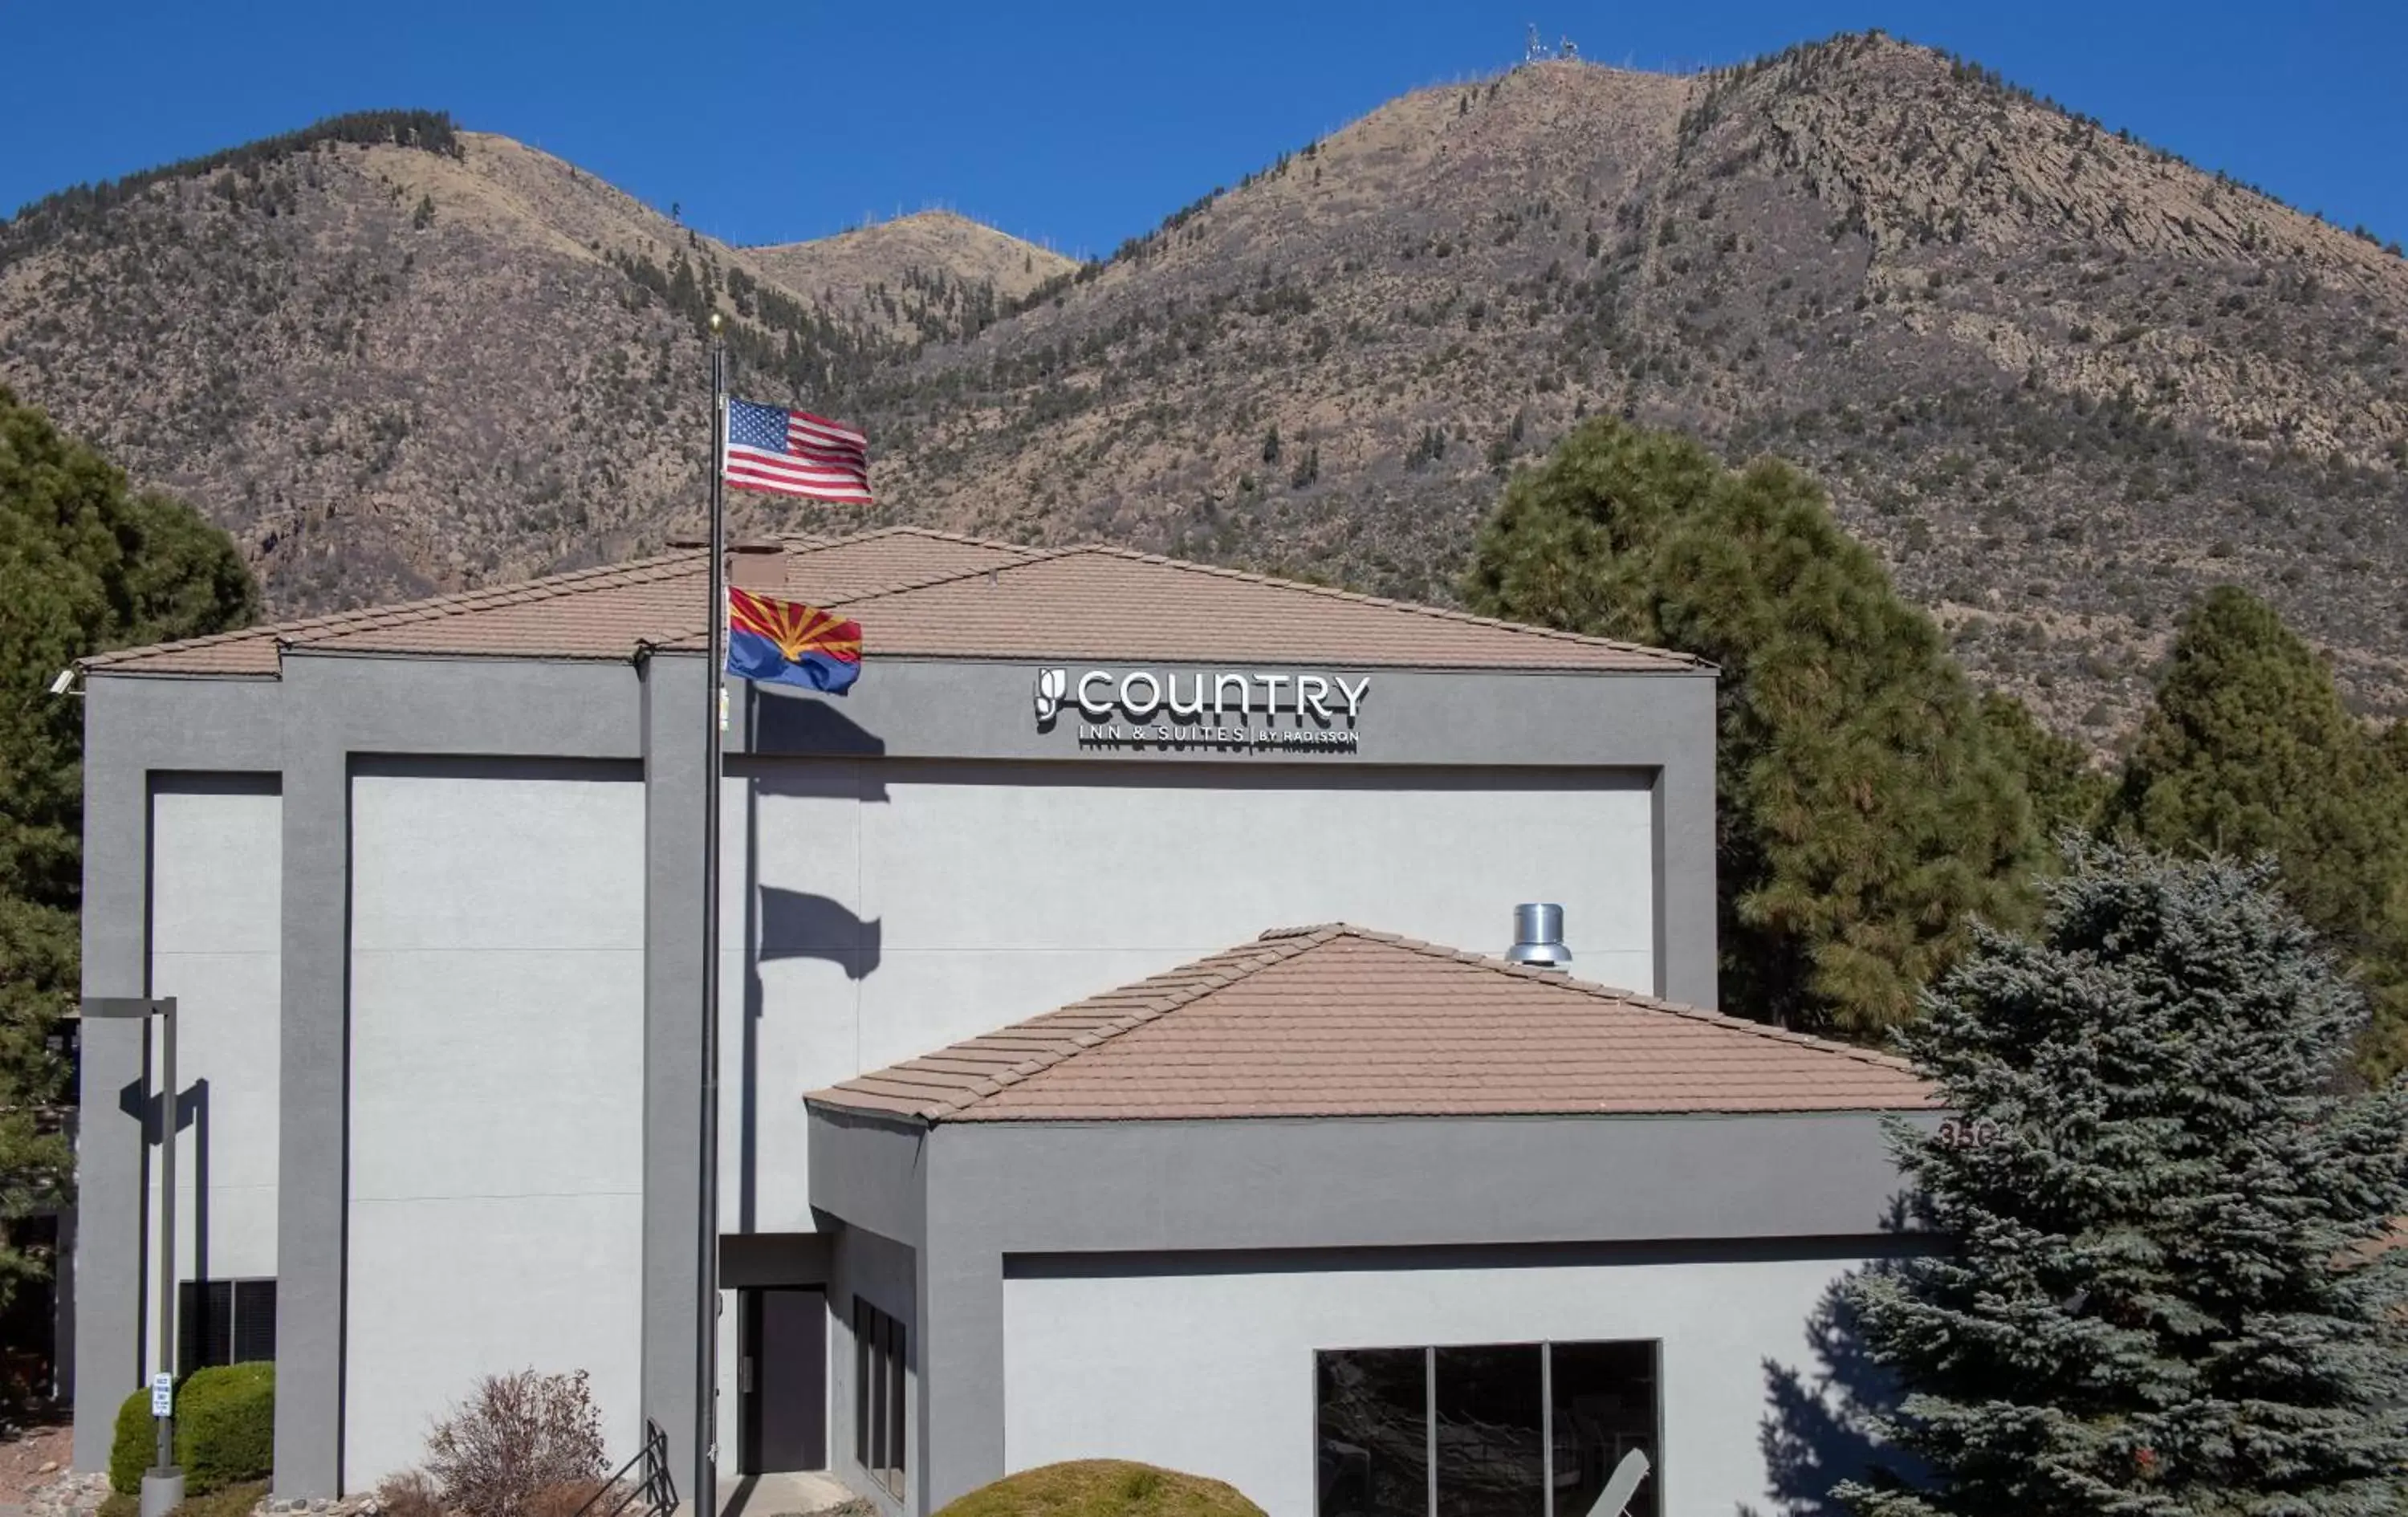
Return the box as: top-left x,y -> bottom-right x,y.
79,996 -> 182,1517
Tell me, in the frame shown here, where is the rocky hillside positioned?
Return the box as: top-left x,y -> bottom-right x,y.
746,209 -> 1077,342
0,115 -> 1060,609
858,36 -> 2408,738
6,36 -> 2406,742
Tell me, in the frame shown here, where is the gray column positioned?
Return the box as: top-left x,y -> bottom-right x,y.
1657,734 -> 1719,1011
917,1147 -> 1006,1515
270,743 -> 348,1498
640,653 -> 709,1482
70,702 -> 148,1472
914,1243 -> 1004,1515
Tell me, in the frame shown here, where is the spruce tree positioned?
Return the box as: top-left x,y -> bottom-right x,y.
1841,846 -> 2408,1516
0,387 -> 256,1310
2108,586 -> 2408,1079
1465,417 -> 2042,1035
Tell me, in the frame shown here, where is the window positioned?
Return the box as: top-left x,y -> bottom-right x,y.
852,1296 -> 905,1498
1316,1341 -> 1658,1517
177,1279 -> 275,1377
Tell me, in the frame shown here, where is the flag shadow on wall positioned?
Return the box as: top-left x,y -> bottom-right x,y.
757,889 -> 881,982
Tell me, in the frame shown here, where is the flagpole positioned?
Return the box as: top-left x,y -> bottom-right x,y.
698,312 -> 726,1516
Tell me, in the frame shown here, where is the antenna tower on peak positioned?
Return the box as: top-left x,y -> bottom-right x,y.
1526,22 -> 1548,65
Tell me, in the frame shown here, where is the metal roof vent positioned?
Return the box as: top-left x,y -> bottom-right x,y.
1505,903 -> 1572,971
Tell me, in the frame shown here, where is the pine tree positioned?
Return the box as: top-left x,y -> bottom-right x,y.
0,388 -> 256,1311
1841,846 -> 2408,1515
1980,691 -> 2111,844
1465,417 -> 2043,1035
2107,586 -> 2408,1080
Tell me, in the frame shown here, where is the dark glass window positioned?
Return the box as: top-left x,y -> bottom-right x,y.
884,1312 -> 906,1494
1435,1344 -> 1544,1517
1316,1340 -> 1657,1517
851,1296 -> 905,1498
1317,1348 -> 1428,1517
177,1279 -> 275,1377
852,1299 -> 868,1469
1550,1342 -> 1659,1517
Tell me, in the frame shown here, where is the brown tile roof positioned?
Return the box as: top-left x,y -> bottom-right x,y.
806,926 -> 1935,1124
84,528 -> 1704,677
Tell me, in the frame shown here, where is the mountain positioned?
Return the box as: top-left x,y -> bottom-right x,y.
0,113 -> 1061,610
746,209 -> 1077,341
5,35 -> 2406,742
855,36 -> 2408,739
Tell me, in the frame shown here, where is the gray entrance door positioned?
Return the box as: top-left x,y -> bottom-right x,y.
741,1287 -> 828,1473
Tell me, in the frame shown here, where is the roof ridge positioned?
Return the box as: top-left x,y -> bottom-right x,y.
81,546 -> 707,669
653,543 -> 1080,650
912,931 -> 1340,1121
284,551 -> 706,645
1316,925 -> 1923,1076
824,544 -> 1090,610
777,523 -> 1031,555
1052,544 -> 1710,670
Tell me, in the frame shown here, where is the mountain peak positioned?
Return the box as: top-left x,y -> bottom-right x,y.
747,209 -> 1076,307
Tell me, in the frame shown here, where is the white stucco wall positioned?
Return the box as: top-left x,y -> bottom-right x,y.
344,769 -> 645,1486
718,760 -> 1658,1235
144,781 -> 283,1363
1002,1252 -> 1863,1517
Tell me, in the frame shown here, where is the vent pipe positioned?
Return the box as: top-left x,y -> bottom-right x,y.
1505,903 -> 1572,970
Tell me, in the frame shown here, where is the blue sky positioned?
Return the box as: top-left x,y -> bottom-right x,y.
7,2 -> 2402,257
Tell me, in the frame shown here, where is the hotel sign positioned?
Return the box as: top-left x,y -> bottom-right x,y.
1034,667 -> 1369,752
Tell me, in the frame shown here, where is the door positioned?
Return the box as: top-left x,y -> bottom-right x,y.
741,1287 -> 828,1473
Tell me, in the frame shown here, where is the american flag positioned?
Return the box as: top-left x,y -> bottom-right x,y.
722,397 -> 873,503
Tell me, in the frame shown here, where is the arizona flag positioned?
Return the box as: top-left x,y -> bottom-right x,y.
726,587 -> 862,695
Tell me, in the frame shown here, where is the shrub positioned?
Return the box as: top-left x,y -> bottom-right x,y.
172,1480 -> 270,1517
528,1478 -> 621,1517
109,1388 -> 153,1495
933,1460 -> 1267,1517
178,1363 -> 275,1492
374,1470 -> 447,1517
425,1369 -> 608,1517
108,1363 -> 275,1495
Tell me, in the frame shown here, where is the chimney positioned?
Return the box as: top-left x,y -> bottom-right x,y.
1504,903 -> 1572,971
727,540 -> 785,592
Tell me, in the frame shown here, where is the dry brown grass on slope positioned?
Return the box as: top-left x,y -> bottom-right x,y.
750,208 -> 1076,308
853,37 -> 2408,746
0,134 -> 1023,613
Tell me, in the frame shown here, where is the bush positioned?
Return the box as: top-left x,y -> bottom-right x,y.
110,1385 -> 154,1494
527,1478 -> 622,1517
425,1369 -> 607,1517
933,1460 -> 1267,1517
178,1364 -> 275,1493
373,1470 -> 447,1517
108,1364 -> 275,1495
97,1482 -> 268,1517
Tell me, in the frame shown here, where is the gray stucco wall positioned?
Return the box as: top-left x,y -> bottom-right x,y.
142,778 -> 283,1363
827,1222 -> 919,1517
733,662 -> 1718,1009
276,658 -> 639,1496
75,678 -> 282,1472
1001,1239 -> 1914,1516
799,1108 -> 1930,1513
76,648 -> 1717,1499
641,653 -> 711,1484
730,759 -> 1660,1245
344,760 -> 647,1483
73,657 -> 641,1491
